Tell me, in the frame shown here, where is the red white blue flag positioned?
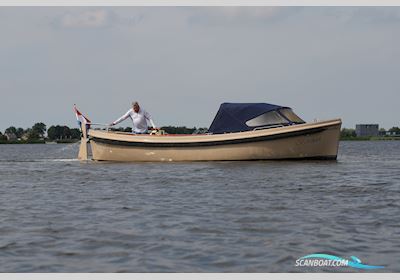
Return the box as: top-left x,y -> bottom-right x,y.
73,104 -> 91,131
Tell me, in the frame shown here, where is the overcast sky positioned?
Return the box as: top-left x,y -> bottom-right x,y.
0,7 -> 399,131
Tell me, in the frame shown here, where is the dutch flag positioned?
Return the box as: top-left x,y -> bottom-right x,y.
73,104 -> 91,132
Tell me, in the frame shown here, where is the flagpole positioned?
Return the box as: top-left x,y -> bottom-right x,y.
78,122 -> 88,161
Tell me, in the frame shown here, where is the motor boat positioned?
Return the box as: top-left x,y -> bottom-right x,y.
78,103 -> 341,162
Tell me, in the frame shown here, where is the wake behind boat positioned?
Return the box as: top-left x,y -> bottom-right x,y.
76,103 -> 342,162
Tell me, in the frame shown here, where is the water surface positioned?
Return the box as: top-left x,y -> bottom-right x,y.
0,141 -> 399,272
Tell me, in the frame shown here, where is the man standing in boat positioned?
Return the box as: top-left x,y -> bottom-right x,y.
109,101 -> 157,134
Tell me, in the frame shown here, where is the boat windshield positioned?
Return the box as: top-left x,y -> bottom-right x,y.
279,108 -> 305,123
245,111 -> 289,127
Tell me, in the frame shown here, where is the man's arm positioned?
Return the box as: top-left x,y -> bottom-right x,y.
144,111 -> 156,128
111,109 -> 131,126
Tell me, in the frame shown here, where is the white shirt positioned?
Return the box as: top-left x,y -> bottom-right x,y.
113,108 -> 156,133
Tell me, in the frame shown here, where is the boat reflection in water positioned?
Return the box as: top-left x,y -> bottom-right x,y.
80,103 -> 341,162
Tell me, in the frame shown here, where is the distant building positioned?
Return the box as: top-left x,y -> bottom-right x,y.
355,124 -> 379,137
5,132 -> 17,141
386,131 -> 400,136
21,133 -> 29,141
378,129 -> 387,136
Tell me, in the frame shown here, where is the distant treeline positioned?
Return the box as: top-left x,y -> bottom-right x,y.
0,123 -> 81,144
0,123 -> 208,144
341,127 -> 400,140
3,123 -> 399,144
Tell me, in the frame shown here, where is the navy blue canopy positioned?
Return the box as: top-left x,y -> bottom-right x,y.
208,103 -> 289,134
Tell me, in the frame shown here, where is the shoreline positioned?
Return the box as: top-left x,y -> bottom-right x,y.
1,138 -> 399,144
0,139 -> 79,144
340,137 -> 400,141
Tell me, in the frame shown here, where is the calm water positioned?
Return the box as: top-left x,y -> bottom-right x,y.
0,141 -> 399,272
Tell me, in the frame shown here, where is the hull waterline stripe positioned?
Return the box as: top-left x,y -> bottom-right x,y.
93,155 -> 338,161
90,126 -> 331,148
